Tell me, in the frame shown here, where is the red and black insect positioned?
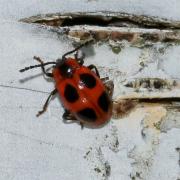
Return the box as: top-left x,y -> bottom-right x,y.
20,43 -> 114,127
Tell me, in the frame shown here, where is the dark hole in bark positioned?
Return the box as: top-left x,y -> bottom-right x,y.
60,17 -> 141,28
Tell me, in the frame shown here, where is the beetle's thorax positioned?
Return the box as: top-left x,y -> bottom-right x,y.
56,58 -> 80,78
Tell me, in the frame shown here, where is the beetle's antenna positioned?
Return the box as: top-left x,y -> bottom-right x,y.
19,60 -> 56,72
62,40 -> 94,60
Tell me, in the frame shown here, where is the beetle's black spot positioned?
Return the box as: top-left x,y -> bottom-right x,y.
59,63 -> 73,78
98,91 -> 110,112
77,108 -> 97,122
64,84 -> 79,103
80,73 -> 96,89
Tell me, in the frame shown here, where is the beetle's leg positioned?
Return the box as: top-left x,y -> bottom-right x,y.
34,56 -> 53,77
75,51 -> 85,65
63,109 -> 77,121
80,122 -> 84,129
88,64 -> 100,78
100,76 -> 114,97
63,110 -> 84,129
36,89 -> 57,117
101,77 -> 109,82
103,80 -> 114,98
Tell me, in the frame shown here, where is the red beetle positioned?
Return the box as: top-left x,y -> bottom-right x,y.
20,42 -> 114,127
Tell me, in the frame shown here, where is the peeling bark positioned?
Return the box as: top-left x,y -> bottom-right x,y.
20,11 -> 180,29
